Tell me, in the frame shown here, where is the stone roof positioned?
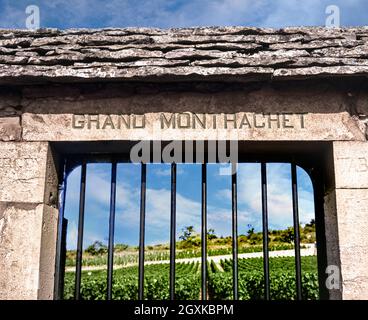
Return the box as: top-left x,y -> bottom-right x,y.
1,26 -> 368,84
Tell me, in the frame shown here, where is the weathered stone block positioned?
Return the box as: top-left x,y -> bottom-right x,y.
21,111 -> 365,142
0,202 -> 44,299
0,142 -> 49,203
38,204 -> 58,300
0,117 -> 21,141
333,141 -> 368,189
335,189 -> 368,249
19,84 -> 367,143
334,189 -> 368,299
323,190 -> 342,300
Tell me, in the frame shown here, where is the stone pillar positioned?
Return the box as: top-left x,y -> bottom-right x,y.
330,141 -> 368,299
0,142 -> 59,300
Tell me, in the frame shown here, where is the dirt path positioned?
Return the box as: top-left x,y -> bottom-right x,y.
65,244 -> 316,272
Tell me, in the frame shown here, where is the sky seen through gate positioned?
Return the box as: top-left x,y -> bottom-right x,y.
64,163 -> 315,249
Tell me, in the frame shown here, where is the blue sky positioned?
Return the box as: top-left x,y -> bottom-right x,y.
0,0 -> 367,29
64,163 -> 315,249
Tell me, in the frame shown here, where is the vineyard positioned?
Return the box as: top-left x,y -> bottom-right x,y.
208,256 -> 319,300
65,223 -> 316,267
64,262 -> 201,300
64,256 -> 319,300
65,243 -> 297,267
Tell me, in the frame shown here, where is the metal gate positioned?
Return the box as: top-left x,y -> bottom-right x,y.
54,150 -> 328,300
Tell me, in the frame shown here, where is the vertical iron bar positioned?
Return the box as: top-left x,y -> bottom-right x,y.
291,163 -> 303,300
138,163 -> 147,300
107,162 -> 117,300
59,218 -> 68,300
54,159 -> 68,300
232,162 -> 239,300
261,162 -> 270,300
170,163 -> 177,300
201,163 -> 207,300
312,167 -> 330,300
75,162 -> 87,300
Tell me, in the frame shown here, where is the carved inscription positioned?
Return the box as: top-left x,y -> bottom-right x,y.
337,156 -> 368,173
72,114 -> 145,129
71,112 -> 307,130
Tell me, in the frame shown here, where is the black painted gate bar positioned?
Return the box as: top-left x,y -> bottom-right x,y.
54,160 -> 68,300
201,163 -> 207,300
231,162 -> 239,300
138,163 -> 147,300
261,162 -> 270,300
170,163 -> 177,300
291,163 -> 303,300
75,161 -> 87,300
107,162 -> 117,300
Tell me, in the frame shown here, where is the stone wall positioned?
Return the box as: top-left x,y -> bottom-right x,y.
0,142 -> 58,299
0,79 -> 367,299
329,142 -> 368,299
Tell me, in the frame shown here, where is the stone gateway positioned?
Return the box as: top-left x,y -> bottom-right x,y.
0,26 -> 368,300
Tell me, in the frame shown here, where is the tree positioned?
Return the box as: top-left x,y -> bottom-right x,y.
246,224 -> 255,238
179,226 -> 195,241
280,227 -> 294,244
85,240 -> 108,255
306,219 -> 315,228
207,228 -> 217,240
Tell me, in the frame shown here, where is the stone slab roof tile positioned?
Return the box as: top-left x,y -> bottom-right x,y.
0,26 -> 367,84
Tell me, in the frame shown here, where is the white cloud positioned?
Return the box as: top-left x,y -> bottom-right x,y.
151,166 -> 185,177
215,188 -> 232,201
237,163 -> 315,231
67,220 -> 78,249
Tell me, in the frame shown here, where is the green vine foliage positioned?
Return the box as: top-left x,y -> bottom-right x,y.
64,256 -> 319,300
207,270 -> 319,300
64,262 -> 201,300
